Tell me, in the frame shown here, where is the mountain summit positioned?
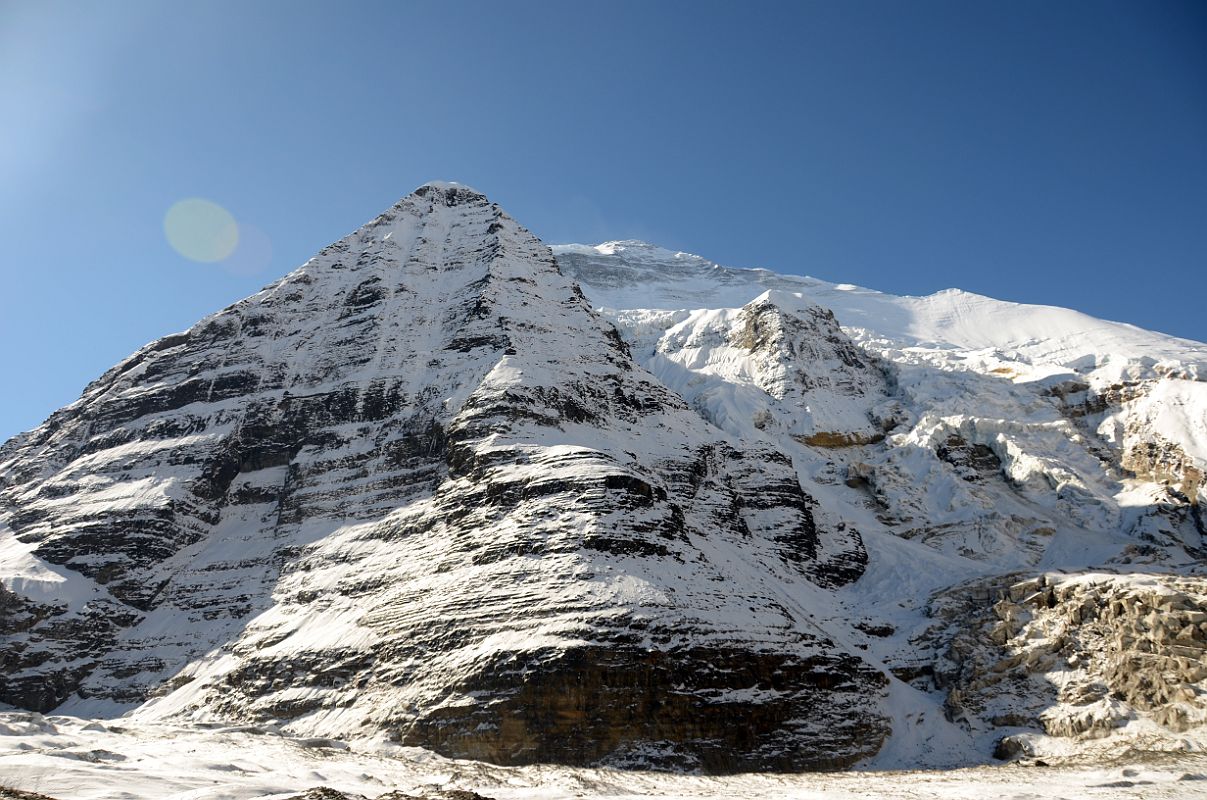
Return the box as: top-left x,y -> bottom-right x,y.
2,184 -> 1206,771
0,184 -> 880,772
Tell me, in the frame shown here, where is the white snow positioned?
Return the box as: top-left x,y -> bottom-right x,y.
0,522 -> 108,607
552,242 -> 1207,377
416,180 -> 483,194
0,712 -> 1204,800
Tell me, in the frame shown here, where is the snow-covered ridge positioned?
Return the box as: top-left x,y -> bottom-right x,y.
415,180 -> 483,193
552,241 -> 1207,379
555,238 -> 1207,505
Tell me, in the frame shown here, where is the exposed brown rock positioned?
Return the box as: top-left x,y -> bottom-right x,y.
0,788 -> 61,800
1123,435 -> 1204,504
909,572 -> 1207,749
278,790 -> 497,800
793,431 -> 886,448
398,644 -> 888,773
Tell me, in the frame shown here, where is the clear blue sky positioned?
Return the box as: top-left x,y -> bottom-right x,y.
2,0 -> 1205,441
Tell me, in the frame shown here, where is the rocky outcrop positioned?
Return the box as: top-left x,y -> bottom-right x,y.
1046,376 -> 1207,554
907,572 -> 1207,753
1124,434 -> 1204,506
0,788 -> 60,800
606,292 -> 897,446
935,434 -> 1003,482
398,644 -> 886,772
1049,379 -> 1205,507
280,791 -> 496,800
731,297 -> 892,416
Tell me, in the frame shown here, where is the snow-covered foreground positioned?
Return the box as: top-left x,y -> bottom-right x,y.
1,713 -> 1205,800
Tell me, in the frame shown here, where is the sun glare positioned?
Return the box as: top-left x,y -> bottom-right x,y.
164,198 -> 239,262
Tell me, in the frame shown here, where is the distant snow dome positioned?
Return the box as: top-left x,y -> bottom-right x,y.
415,180 -> 483,194
591,240 -> 705,261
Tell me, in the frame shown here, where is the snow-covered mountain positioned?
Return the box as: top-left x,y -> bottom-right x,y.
1,184 -> 1205,775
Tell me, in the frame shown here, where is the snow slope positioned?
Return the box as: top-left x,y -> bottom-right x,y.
1,711 -> 1205,800
554,240 -> 1207,378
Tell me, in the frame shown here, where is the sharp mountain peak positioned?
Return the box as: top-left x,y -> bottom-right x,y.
1,183 -> 1205,774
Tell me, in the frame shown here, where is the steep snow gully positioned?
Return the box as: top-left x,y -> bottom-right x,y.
2,183 -> 1206,784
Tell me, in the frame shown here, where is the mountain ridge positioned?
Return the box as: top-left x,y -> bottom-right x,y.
1,182 -> 1205,772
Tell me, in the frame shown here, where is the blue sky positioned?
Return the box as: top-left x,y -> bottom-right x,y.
1,0 -> 1205,441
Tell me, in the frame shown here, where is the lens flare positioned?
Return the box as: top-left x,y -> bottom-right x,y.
164,198 -> 239,262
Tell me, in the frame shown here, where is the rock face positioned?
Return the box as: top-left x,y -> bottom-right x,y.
398,645 -> 885,771
2,187 -> 1207,771
908,572 -> 1207,756
0,183 -> 882,771
281,790 -> 496,800
0,788 -> 59,800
